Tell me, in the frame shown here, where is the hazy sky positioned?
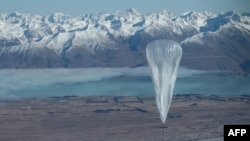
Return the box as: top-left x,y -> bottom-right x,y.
0,0 -> 249,15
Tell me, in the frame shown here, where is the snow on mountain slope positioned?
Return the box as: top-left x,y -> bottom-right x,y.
0,8 -> 207,53
183,11 -> 250,45
180,11 -> 216,30
0,9 -> 250,72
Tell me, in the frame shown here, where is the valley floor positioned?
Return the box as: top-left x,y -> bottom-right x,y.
0,94 -> 249,141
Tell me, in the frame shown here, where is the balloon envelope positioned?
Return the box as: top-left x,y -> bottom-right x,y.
146,39 -> 182,123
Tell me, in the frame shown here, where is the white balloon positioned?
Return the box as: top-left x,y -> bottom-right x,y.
146,39 -> 182,124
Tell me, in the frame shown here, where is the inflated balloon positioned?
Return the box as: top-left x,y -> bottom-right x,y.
146,39 -> 182,124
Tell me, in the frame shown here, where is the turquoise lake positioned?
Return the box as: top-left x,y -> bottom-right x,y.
0,67 -> 249,100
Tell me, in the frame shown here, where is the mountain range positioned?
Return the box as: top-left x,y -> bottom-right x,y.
0,8 -> 249,73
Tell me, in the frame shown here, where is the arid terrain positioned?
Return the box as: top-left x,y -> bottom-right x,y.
0,94 -> 249,141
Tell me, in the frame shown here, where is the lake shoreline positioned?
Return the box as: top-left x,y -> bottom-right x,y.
2,93 -> 250,102
1,68 -> 250,98
0,94 -> 249,141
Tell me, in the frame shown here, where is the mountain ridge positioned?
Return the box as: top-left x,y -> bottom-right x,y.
0,9 -> 250,73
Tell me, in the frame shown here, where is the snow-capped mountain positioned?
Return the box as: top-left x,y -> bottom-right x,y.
0,9 -> 250,73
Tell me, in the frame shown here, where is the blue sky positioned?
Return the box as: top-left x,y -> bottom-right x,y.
0,0 -> 249,15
